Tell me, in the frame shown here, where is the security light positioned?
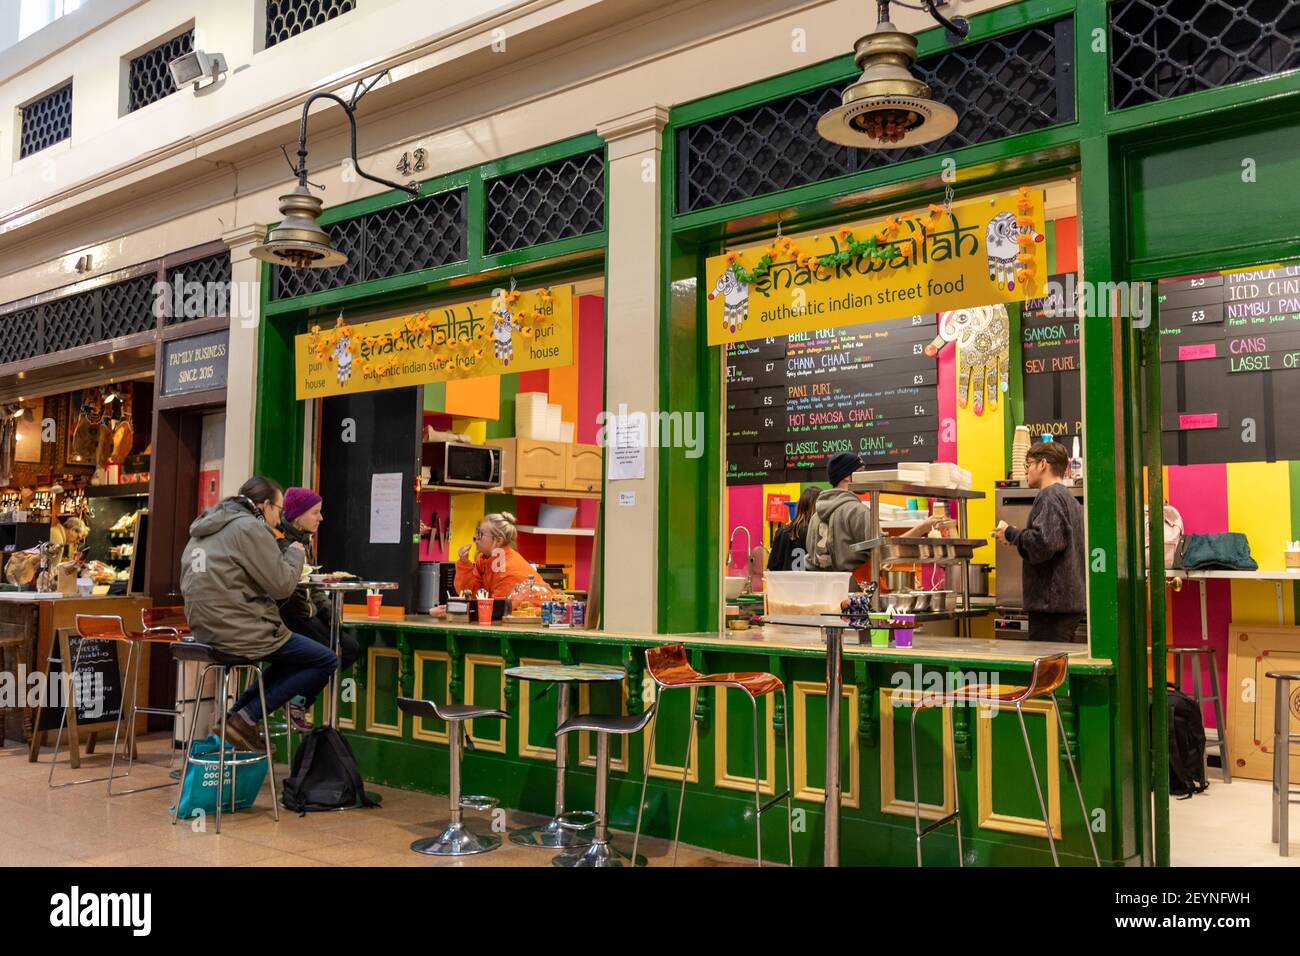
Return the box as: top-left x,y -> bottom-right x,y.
168,50 -> 228,92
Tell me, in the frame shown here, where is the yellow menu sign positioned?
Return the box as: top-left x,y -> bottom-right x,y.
295,285 -> 573,399
705,191 -> 1048,345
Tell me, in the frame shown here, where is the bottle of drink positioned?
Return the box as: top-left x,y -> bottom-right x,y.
1070,436 -> 1083,483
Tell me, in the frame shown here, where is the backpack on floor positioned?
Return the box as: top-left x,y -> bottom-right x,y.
1162,684 -> 1209,799
280,727 -> 379,813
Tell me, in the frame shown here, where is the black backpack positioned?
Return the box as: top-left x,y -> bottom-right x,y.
1160,684 -> 1209,799
280,727 -> 380,812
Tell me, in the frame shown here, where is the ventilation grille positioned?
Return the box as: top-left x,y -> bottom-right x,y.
0,310 -> 43,366
265,0 -> 356,49
0,276 -> 163,366
20,83 -> 73,159
1110,0 -> 1300,110
165,253 -> 233,325
272,189 -> 467,300
485,150 -> 605,254
128,29 -> 194,112
100,276 -> 159,340
677,18 -> 1073,213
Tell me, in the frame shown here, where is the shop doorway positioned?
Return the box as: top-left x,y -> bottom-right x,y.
1143,256 -> 1300,863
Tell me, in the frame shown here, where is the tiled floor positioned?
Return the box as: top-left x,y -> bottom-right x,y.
3,736 -> 1294,867
0,736 -> 747,868
1169,772 -> 1300,866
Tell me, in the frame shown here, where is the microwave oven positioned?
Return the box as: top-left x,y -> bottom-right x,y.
429,441 -> 502,488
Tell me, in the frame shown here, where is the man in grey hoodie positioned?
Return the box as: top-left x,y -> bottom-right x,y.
180,476 -> 338,752
806,452 -> 939,583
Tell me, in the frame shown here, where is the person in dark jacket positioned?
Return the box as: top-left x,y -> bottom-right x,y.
992,441 -> 1086,642
768,487 -> 821,572
180,476 -> 337,752
275,487 -> 357,731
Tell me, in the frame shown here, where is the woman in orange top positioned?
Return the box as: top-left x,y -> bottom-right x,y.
453,512 -> 539,598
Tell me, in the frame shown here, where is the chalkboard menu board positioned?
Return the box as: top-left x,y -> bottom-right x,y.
1021,273 -> 1082,445
37,629 -> 125,731
1160,260 -> 1300,465
726,314 -> 940,485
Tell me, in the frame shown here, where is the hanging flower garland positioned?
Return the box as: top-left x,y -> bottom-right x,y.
723,213 -> 951,284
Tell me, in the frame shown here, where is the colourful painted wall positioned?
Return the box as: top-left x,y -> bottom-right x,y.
421,294 -> 604,591
1162,461 -> 1300,728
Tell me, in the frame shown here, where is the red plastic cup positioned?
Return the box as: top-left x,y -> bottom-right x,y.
476,598 -> 495,624
366,594 -> 383,618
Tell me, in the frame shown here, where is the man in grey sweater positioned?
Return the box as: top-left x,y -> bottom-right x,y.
993,441 -> 1086,642
806,452 -> 940,586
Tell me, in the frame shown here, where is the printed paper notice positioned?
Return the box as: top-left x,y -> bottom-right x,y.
607,415 -> 645,481
369,472 -> 404,544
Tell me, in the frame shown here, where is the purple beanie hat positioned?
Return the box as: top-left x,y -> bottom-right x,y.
283,487 -> 323,522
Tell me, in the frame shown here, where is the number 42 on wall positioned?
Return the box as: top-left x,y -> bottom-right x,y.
395,148 -> 427,176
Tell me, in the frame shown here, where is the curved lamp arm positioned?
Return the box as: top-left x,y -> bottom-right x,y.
294,88 -> 420,200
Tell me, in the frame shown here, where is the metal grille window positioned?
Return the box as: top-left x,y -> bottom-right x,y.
128,29 -> 194,112
0,310 -> 42,366
43,291 -> 99,354
677,18 -> 1074,214
272,189 -> 467,300
100,276 -> 160,340
265,0 -> 356,49
1110,0 -> 1300,110
19,83 -> 72,159
485,150 -> 605,255
166,252 -> 233,324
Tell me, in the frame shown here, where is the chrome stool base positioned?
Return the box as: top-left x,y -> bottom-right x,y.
510,819 -> 593,849
553,840 -> 645,868
411,823 -> 500,857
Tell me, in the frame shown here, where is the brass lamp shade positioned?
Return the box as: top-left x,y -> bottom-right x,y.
816,19 -> 959,149
250,184 -> 348,269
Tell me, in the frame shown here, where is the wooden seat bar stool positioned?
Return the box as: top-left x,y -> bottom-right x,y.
396,696 -> 509,856
909,653 -> 1101,867
1169,645 -> 1230,783
47,614 -> 160,792
632,643 -> 794,867
1267,670 -> 1300,857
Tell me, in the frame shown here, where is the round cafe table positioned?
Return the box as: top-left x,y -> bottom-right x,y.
764,613 -> 867,867
504,663 -> 627,849
303,579 -> 398,810
311,579 -> 399,729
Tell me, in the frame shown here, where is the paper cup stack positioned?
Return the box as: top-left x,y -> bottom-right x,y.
1011,426 -> 1032,482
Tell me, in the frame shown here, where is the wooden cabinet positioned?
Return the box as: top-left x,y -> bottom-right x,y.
565,443 -> 603,493
493,438 -> 567,491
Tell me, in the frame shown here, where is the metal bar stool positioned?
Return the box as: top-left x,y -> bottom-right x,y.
909,653 -> 1101,867
396,696 -> 509,856
48,615 -> 140,790
632,643 -> 793,867
1169,646 -> 1230,783
554,704 -> 655,868
171,641 -> 280,834
1267,670 -> 1300,857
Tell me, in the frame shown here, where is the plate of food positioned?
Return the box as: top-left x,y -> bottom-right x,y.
308,571 -> 358,584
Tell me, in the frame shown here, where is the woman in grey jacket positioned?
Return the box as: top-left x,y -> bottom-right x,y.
179,476 -> 338,752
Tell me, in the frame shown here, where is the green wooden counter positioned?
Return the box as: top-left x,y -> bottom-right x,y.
321,614 -> 1123,866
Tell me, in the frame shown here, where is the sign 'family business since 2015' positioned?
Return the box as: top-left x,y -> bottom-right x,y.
704,191 -> 1048,346
161,330 -> 229,396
